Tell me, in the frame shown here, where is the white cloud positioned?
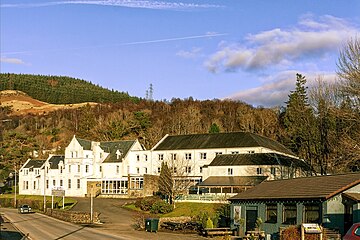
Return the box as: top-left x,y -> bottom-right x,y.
205,15 -> 360,73
225,71 -> 338,107
0,57 -> 25,64
1,0 -> 222,10
176,47 -> 202,58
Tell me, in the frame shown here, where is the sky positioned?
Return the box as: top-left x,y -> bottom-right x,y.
1,0 -> 360,107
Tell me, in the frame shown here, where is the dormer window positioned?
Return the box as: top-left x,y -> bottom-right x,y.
116,150 -> 122,160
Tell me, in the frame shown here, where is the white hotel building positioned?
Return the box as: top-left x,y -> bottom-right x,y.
19,132 -> 311,198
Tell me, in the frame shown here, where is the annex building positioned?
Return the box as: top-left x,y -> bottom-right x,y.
19,132 -> 311,198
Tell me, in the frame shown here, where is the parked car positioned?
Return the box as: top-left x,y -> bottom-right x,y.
343,223 -> 360,240
18,204 -> 32,214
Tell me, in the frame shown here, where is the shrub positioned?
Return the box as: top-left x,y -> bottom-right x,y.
135,196 -> 160,211
205,217 -> 214,228
150,200 -> 173,214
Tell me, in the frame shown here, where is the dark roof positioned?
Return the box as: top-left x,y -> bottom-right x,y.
48,155 -> 64,169
210,153 -> 311,170
343,192 -> 360,202
23,159 -> 45,169
153,132 -> 294,156
230,172 -> 360,202
101,140 -> 136,163
75,137 -> 91,150
198,176 -> 267,187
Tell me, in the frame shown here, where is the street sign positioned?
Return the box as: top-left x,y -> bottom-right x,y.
52,189 -> 65,197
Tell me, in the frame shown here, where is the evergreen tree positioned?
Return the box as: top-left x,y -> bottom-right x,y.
209,123 -> 220,133
283,74 -> 316,172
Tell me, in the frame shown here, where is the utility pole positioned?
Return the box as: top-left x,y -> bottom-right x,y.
43,164 -> 46,212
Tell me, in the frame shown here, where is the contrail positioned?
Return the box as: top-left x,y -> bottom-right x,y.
1,33 -> 228,55
1,0 -> 222,10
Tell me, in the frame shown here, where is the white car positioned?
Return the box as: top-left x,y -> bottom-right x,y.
18,204 -> 32,214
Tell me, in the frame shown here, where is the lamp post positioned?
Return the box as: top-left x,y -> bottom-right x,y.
14,164 -> 17,208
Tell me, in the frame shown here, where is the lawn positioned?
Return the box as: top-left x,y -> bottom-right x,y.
124,201 -> 225,218
0,194 -> 77,210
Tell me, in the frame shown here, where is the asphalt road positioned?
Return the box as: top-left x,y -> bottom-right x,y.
0,208 -> 127,240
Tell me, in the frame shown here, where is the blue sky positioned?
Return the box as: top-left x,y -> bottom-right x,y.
1,0 -> 360,106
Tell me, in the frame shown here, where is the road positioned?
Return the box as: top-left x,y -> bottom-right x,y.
0,208 -> 127,240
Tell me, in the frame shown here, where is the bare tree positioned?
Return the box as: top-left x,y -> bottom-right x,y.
337,37 -> 360,106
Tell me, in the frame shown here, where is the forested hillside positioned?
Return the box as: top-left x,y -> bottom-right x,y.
0,73 -> 139,104
0,38 -> 359,181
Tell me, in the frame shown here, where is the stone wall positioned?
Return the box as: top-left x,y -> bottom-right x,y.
159,216 -> 192,226
46,209 -> 100,224
143,174 -> 159,196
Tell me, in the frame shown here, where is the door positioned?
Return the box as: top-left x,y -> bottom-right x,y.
246,208 -> 258,231
344,204 -> 353,233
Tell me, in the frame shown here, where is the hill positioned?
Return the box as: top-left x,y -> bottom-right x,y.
0,73 -> 139,104
0,90 -> 98,115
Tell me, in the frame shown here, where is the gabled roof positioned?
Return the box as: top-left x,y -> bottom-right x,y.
153,132 -> 294,156
101,140 -> 136,163
230,172 -> 360,202
48,155 -> 64,169
210,153 -> 311,170
23,159 -> 46,169
75,137 -> 91,150
198,176 -> 267,187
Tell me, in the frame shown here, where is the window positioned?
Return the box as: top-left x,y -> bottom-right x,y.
185,153 -> 192,160
215,152 -> 223,156
271,167 -> 276,175
99,166 -> 102,173
46,180 -> 49,189
158,154 -> 164,161
171,153 -> 177,160
101,180 -> 128,194
185,166 -> 191,173
304,204 -> 320,223
68,165 -> 71,173
257,167 -> 263,174
200,153 -> 207,160
86,154 -> 89,158
60,179 -> 63,187
136,167 -> 140,174
144,167 -> 147,174
283,205 -> 297,224
24,169 -> 28,175
228,168 -> 233,175
248,150 -> 255,154
68,179 -> 71,189
33,181 -> 36,189
77,165 -> 80,173
85,165 -> 89,173
157,167 -> 161,173
46,167 -> 48,174
137,155 -> 140,161
25,181 -> 29,190
53,180 -> 56,186
173,167 -> 177,174
60,166 -> 63,174
77,179 -> 80,189
199,166 -> 203,173
266,204 -> 277,223
116,166 -> 120,174
130,177 -> 144,189
144,155 -> 148,161
355,227 -> 360,237
231,151 -> 239,154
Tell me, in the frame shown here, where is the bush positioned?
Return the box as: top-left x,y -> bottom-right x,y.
135,196 -> 160,211
150,201 -> 173,214
206,217 -> 214,228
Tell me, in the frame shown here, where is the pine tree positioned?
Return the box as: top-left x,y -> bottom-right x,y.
158,162 -> 173,204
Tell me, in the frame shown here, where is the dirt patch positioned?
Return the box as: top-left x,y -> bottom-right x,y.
0,90 -> 98,115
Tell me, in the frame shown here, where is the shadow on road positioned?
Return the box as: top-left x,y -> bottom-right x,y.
54,226 -> 86,240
